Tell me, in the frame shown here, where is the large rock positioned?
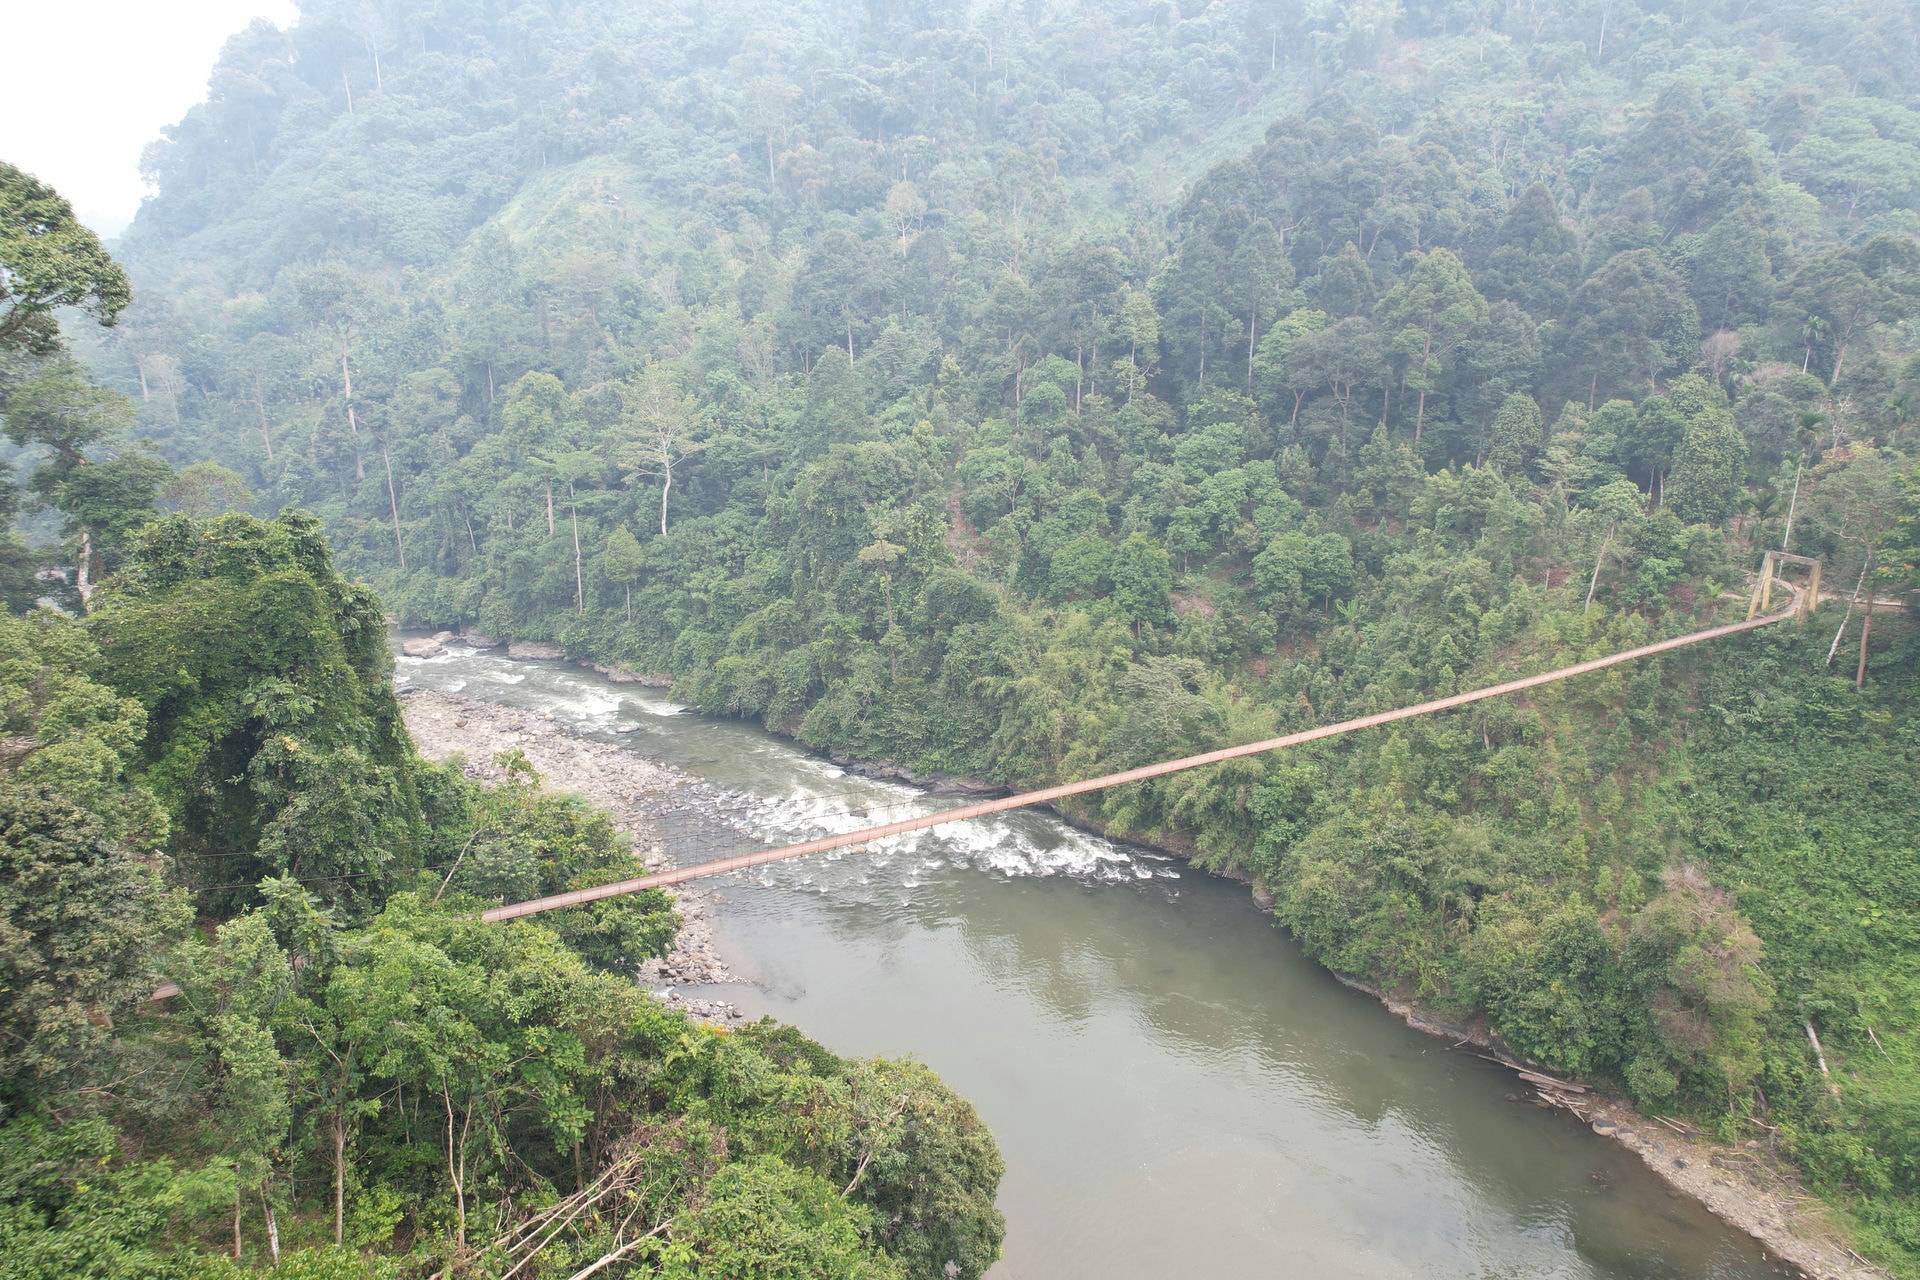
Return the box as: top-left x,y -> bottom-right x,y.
507,640 -> 565,659
459,631 -> 504,649
401,636 -> 445,658
587,661 -> 671,686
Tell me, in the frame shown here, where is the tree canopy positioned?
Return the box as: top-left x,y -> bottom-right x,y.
6,0 -> 1920,1269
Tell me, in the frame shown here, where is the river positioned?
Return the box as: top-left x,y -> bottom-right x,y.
397,645 -> 1793,1280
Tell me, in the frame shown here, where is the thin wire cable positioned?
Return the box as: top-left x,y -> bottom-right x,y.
484,602 -> 1800,922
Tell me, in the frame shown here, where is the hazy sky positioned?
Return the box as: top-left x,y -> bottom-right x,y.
3,0 -> 298,237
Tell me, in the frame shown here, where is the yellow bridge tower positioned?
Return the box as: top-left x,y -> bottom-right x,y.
1747,550 -> 1821,622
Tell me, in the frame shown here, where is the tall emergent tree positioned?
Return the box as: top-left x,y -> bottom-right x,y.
0,162 -> 130,356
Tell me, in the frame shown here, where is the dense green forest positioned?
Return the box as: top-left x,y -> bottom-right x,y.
0,190 -> 1003,1277
0,515 -> 1005,1277
5,0 -> 1920,1271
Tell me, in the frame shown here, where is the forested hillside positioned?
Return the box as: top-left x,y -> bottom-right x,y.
0,507 -> 1004,1277
1,177 -> 1005,1275
9,0 -> 1920,1270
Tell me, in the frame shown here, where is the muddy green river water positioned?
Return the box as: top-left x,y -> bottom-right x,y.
400,645 -> 1791,1280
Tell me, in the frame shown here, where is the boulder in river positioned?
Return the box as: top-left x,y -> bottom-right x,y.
401,636 -> 445,658
588,661 -> 671,686
460,631 -> 504,649
507,640 -> 565,659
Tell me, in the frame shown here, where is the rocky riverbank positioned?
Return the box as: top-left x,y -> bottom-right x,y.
1322,975 -> 1879,1280
400,689 -> 745,1024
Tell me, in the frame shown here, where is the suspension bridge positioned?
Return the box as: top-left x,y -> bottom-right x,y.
479,559 -> 1822,924
147,557 -> 1825,1005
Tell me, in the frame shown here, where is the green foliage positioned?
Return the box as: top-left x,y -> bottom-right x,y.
88,513 -> 427,913
0,1113 -> 228,1280
1654,631 -> 1920,1255
162,462 -> 254,518
26,0 -> 1920,1269
1486,393 -> 1545,477
0,612 -> 186,1106
1,508 -> 1005,1277
1663,378 -> 1750,524
0,162 -> 129,356
442,759 -> 679,969
658,1158 -> 902,1280
2,357 -> 166,589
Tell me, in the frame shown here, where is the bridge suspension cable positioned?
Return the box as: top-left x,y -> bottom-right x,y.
482,602 -> 1799,924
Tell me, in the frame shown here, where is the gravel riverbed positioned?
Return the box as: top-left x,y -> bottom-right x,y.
400,688 -> 744,1024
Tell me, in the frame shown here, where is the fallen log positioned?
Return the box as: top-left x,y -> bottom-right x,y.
1517,1069 -> 1588,1094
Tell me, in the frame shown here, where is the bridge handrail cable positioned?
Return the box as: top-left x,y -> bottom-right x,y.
482,603 -> 1798,923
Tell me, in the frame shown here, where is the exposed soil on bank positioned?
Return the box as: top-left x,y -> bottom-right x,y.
1325,977 -> 1883,1280
399,689 -> 744,1025
1074,808 -> 1878,1277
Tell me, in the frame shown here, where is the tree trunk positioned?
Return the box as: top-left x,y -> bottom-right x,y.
1584,521 -> 1615,612
625,583 -> 632,624
75,527 -> 96,612
1781,457 -> 1802,550
234,1190 -> 244,1261
1856,595 -> 1874,690
1247,314 -> 1257,391
262,1189 -> 281,1264
443,1087 -> 467,1256
254,386 -> 274,461
1805,1020 -> 1837,1095
333,1114 -> 347,1246
1088,307 -> 1098,404
569,485 -> 585,615
340,344 -> 364,480
545,481 -> 555,535
1413,333 -> 1432,443
659,457 -> 672,536
1826,554 -> 1872,665
1829,338 -> 1849,389
383,442 -> 407,571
